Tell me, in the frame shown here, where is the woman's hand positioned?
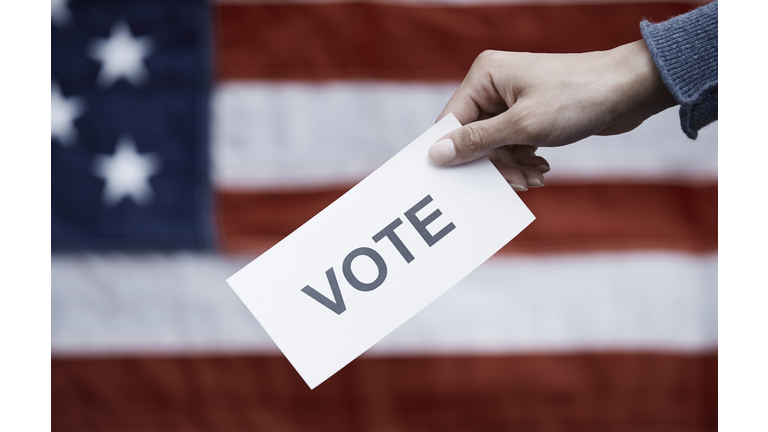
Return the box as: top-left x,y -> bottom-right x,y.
486,145 -> 549,192
429,40 -> 677,189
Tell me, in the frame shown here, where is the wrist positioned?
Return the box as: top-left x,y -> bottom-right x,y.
620,39 -> 678,117
615,40 -> 678,118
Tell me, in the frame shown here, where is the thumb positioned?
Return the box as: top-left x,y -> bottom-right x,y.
428,114 -> 517,166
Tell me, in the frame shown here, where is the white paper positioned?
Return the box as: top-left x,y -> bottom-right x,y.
226,114 -> 535,388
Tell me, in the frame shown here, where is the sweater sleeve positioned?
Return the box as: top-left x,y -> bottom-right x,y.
640,1 -> 718,139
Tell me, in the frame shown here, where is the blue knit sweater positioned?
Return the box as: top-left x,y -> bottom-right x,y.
641,1 -> 718,139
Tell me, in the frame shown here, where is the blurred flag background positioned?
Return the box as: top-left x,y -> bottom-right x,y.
51,0 -> 717,430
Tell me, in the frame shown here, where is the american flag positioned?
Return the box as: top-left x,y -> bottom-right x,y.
52,0 -> 717,430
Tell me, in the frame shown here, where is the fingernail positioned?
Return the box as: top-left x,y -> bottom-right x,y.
428,139 -> 457,165
527,178 -> 544,187
510,183 -> 528,192
536,165 -> 551,173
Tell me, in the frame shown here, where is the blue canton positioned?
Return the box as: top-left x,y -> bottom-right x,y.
52,0 -> 213,250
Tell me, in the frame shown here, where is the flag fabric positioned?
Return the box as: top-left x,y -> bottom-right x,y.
52,0 -> 213,249
51,0 -> 717,431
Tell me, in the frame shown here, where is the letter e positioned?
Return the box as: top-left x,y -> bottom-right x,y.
404,194 -> 456,247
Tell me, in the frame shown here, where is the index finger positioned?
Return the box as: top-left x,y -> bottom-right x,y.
436,83 -> 483,125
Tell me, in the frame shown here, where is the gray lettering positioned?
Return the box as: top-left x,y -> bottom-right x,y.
372,217 -> 414,263
301,268 -> 346,315
404,195 -> 456,247
342,247 -> 388,292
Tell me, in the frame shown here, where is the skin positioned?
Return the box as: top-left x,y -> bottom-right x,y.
428,40 -> 679,191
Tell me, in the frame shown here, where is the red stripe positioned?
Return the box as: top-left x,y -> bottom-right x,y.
215,2 -> 701,81
216,183 -> 717,254
52,353 -> 717,431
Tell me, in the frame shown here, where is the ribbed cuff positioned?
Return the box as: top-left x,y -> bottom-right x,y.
641,1 -> 718,139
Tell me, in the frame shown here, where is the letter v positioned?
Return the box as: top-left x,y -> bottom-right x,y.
301,268 -> 347,315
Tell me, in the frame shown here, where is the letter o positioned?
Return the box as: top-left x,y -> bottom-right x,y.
342,247 -> 387,292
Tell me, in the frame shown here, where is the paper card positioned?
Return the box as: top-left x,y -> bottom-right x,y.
226,113 -> 535,389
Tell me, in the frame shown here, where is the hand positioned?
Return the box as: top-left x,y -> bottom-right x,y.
428,40 -> 677,189
487,144 -> 549,192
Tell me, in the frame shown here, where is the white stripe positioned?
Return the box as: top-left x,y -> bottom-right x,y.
213,82 -> 717,190
375,251 -> 717,354
52,251 -> 717,356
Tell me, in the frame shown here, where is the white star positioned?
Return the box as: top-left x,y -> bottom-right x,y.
51,0 -> 72,27
89,21 -> 153,88
93,136 -> 161,207
51,81 -> 84,147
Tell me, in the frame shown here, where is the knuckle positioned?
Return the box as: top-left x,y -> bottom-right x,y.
476,49 -> 494,61
461,123 -> 487,155
473,50 -> 500,67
